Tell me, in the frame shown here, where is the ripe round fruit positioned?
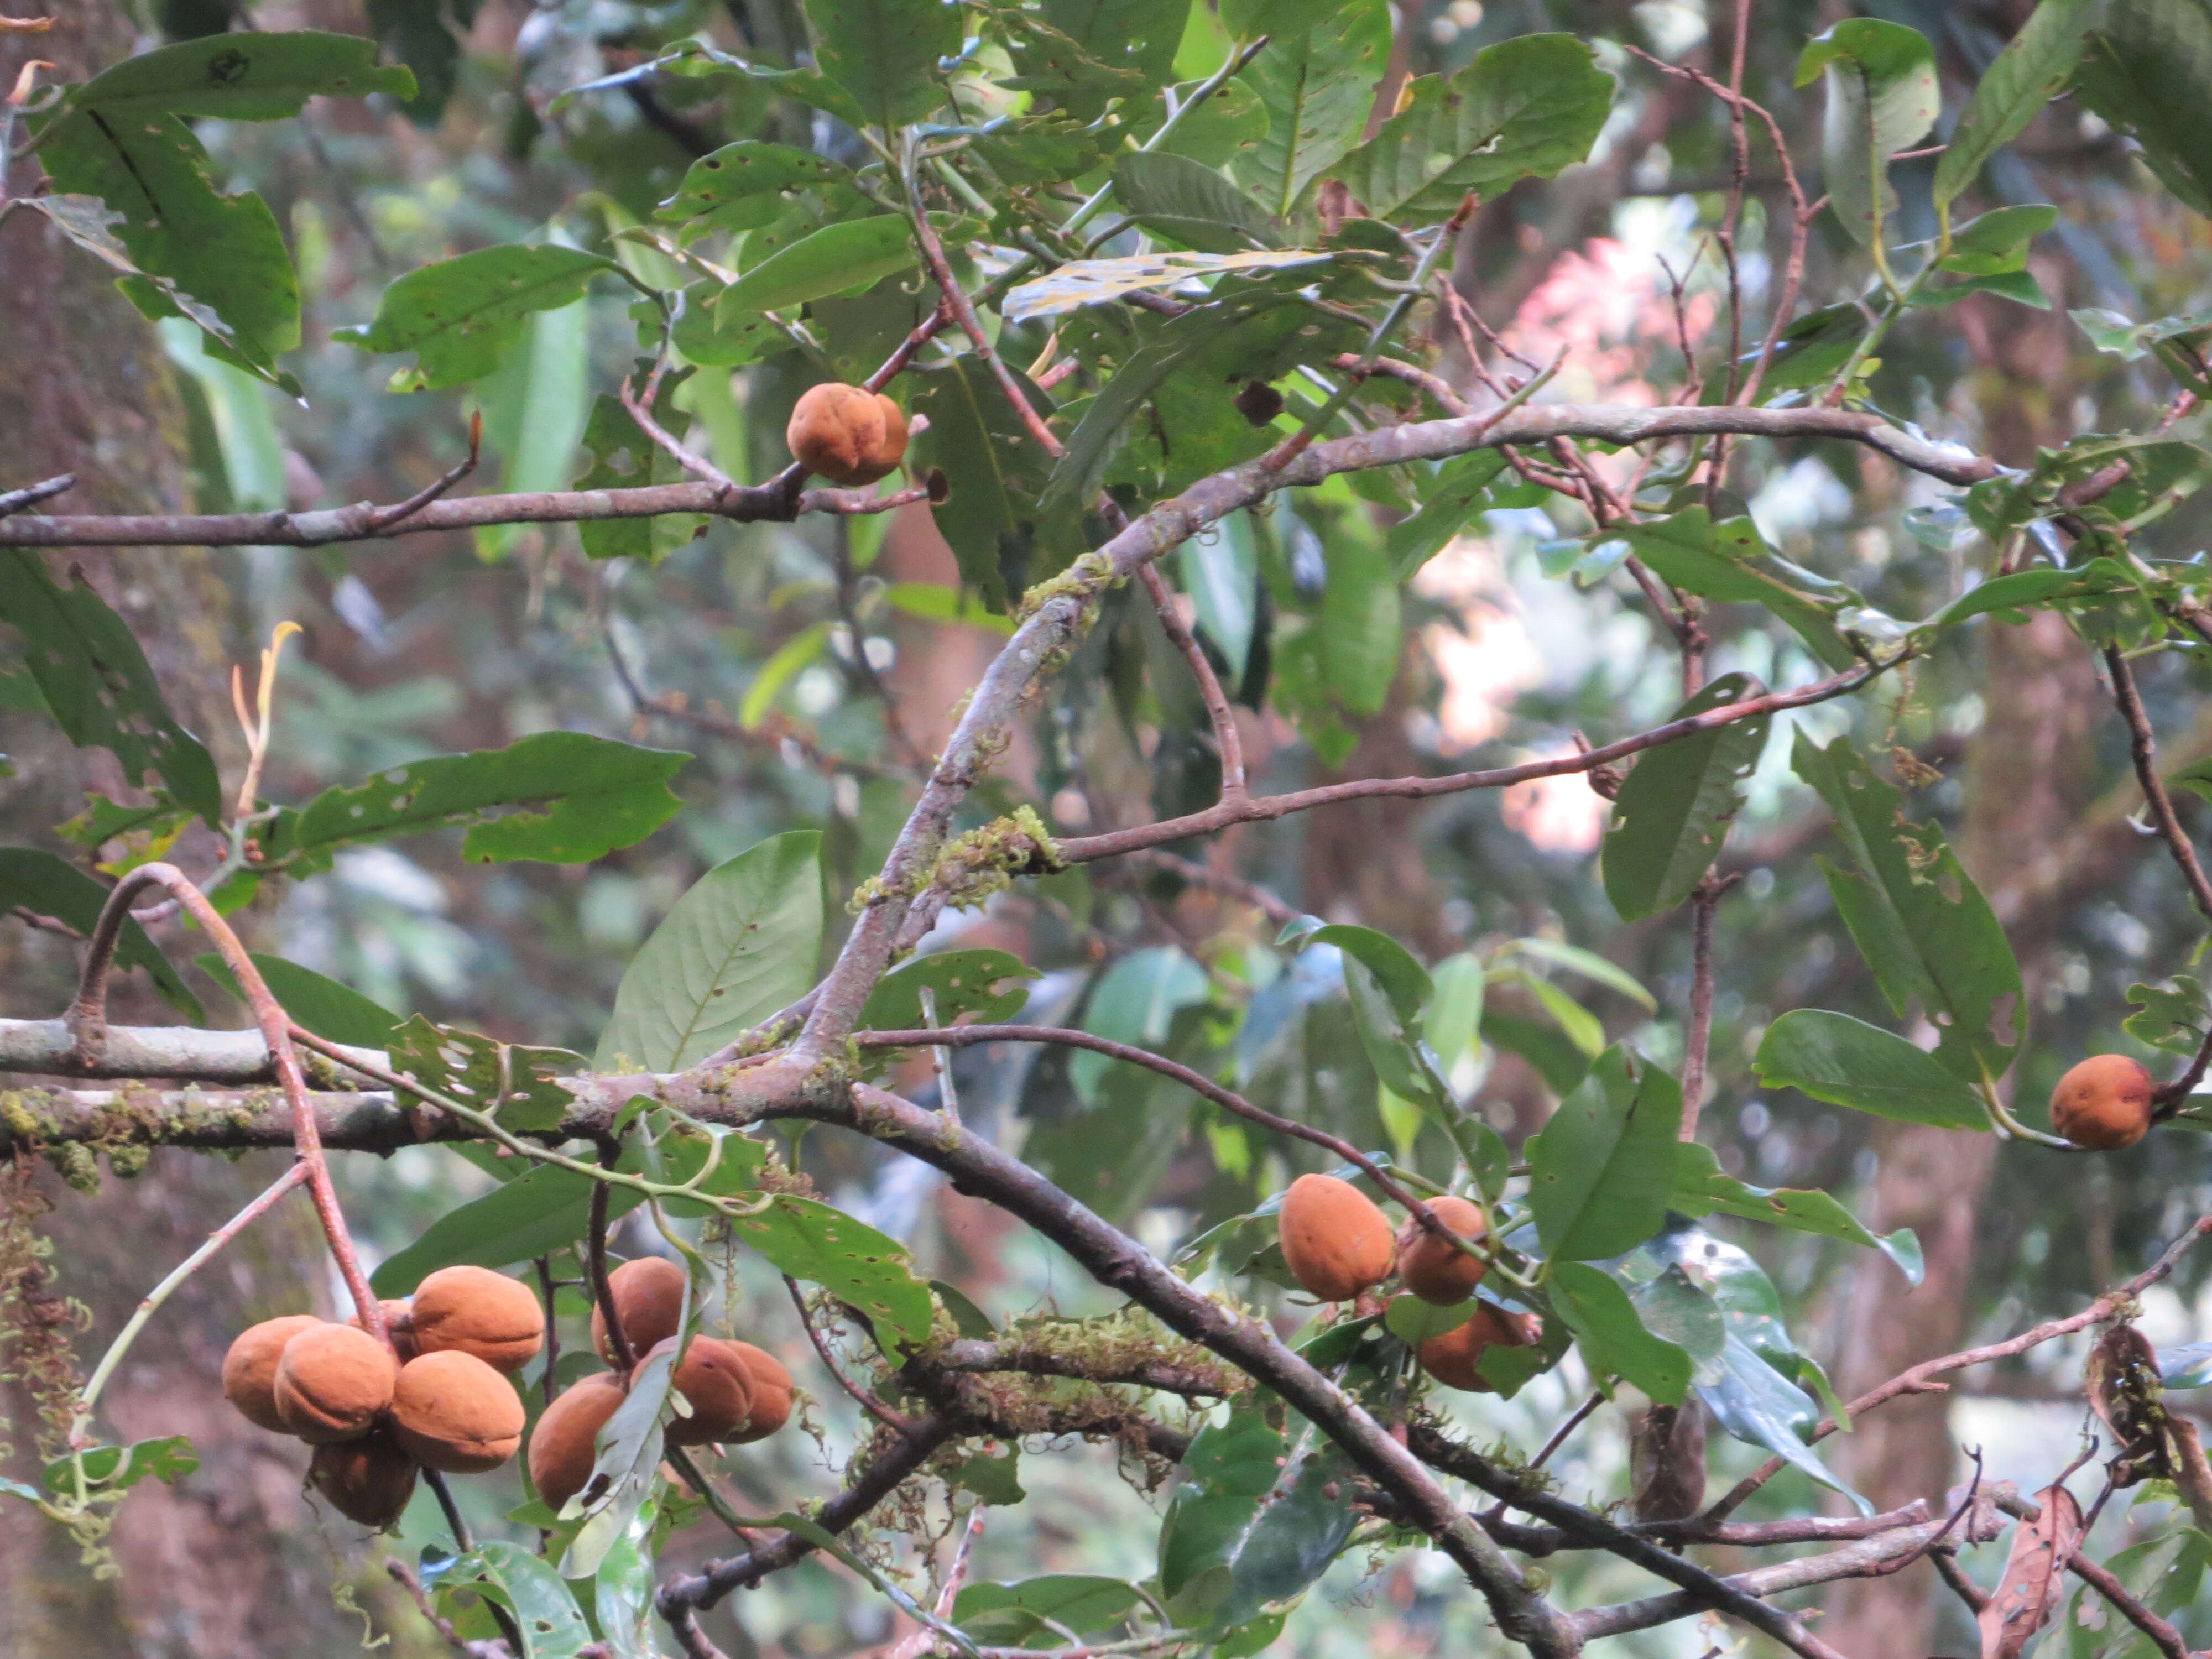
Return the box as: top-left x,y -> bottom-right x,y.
349,1299 -> 420,1363
721,1341 -> 794,1443
410,1266 -> 544,1373
529,1373 -> 628,1514
222,1314 -> 325,1433
1277,1173 -> 1395,1302
309,1431 -> 418,1530
389,1350 -> 525,1473
1396,1196 -> 1489,1306
1418,1303 -> 1542,1394
273,1322 -> 399,1443
637,1336 -> 754,1446
2051,1054 -> 2156,1150
591,1256 -> 688,1363
786,382 -> 909,486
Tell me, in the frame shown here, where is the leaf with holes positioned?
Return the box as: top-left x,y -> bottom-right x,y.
655,140 -> 854,238
52,29 -> 415,124
382,1016 -> 585,1134
1797,19 -> 1939,246
1601,671 -> 1768,921
1981,1484 -> 2081,1659
335,244 -> 614,391
859,948 -> 1040,1032
725,1195 -> 936,1347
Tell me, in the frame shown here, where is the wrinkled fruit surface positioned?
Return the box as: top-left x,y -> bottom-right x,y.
1278,1173 -> 1395,1302
638,1335 -> 754,1447
1396,1195 -> 1489,1306
390,1350 -> 525,1473
1418,1303 -> 1541,1393
721,1340 -> 794,1443
2051,1053 -> 2156,1150
786,382 -> 909,486
529,1372 -> 629,1514
309,1431 -> 419,1530
592,1255 -> 688,1363
273,1323 -> 399,1443
410,1265 -> 544,1373
223,1314 -> 325,1433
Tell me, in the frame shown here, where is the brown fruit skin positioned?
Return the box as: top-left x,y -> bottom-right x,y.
529,1373 -> 628,1514
349,1300 -> 420,1363
273,1323 -> 399,1443
1277,1173 -> 1395,1302
1395,1196 -> 1490,1306
410,1266 -> 544,1373
2051,1055 -> 2156,1150
721,1341 -> 794,1443
786,382 -> 909,486
591,1256 -> 688,1363
1418,1304 -> 1542,1394
637,1336 -> 754,1447
389,1350 -> 525,1473
222,1314 -> 326,1433
309,1431 -> 419,1530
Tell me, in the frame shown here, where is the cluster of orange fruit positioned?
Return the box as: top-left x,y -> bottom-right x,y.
1276,1174 -> 1537,1392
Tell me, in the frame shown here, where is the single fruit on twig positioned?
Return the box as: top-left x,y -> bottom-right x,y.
1417,1303 -> 1541,1393
786,382 -> 909,486
409,1265 -> 544,1373
389,1350 -> 526,1473
348,1298 -> 420,1363
591,1255 -> 689,1363
721,1340 -> 794,1443
2050,1054 -> 2156,1150
1395,1195 -> 1489,1306
309,1430 -> 419,1530
637,1335 -> 755,1446
273,1323 -> 400,1442
1278,1173 -> 1395,1302
529,1371 -> 629,1514
223,1314 -> 326,1432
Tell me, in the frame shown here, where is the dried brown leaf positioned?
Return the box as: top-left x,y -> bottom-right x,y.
1978,1484 -> 2083,1659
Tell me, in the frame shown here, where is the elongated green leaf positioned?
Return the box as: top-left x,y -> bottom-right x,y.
55,30 -> 415,124
739,622 -> 834,728
1234,0 -> 1391,218
1327,34 -> 1612,220
1072,945 -> 1210,1100
43,1434 -> 197,1495
475,289 -> 591,561
859,948 -> 1039,1031
1112,152 -> 1278,253
1700,1333 -> 1868,1512
1792,732 -> 2023,1082
0,849 -> 199,1019
1321,540 -> 1400,717
1602,671 -> 1767,921
2074,0 -> 2212,217
910,357 -> 1056,612
801,0 -> 956,129
1936,0 -> 2102,207
954,1577 -> 1143,1645
1796,19 -> 1939,246
0,552 -> 221,822
719,218 -> 917,319
373,1164 -> 647,1293
445,1541 -> 594,1659
1551,1262 -> 1691,1405
160,317 -> 286,512
1386,453 -> 1509,578
1753,1009 -> 1990,1130
1159,1412 -> 1358,1631
335,245 -> 613,391
596,831 -> 823,1072
275,733 -> 686,868
1498,938 -> 1657,1012
1671,1141 -> 1923,1283
1614,508 -> 1858,670
656,141 -> 852,237
193,952 -> 399,1048
725,1196 -> 937,1345
1913,565 -> 2128,632
367,0 -> 479,126
1527,1047 -> 1682,1260
2062,1528 -> 2212,1659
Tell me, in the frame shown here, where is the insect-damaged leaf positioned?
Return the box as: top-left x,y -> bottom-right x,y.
1980,1483 -> 2081,1659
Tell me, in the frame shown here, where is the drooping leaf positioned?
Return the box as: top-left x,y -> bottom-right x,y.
1753,1009 -> 1991,1130
1233,0 -> 1392,218
800,0 -> 957,129
1796,19 -> 1940,246
334,244 -> 614,392
1320,540 -> 1400,718
0,849 -> 200,1021
655,141 -> 853,239
1935,0 -> 2101,207
1003,249 -> 1334,325
954,1577 -> 1144,1646
1671,1141 -> 1924,1283
1601,671 -> 1768,921
373,1164 -> 647,1293
2074,0 -> 2212,218
1981,1484 -> 2081,1659
441,1540 -> 594,1659
1386,453 -> 1510,579
724,1195 -> 937,1347
596,831 -> 823,1072
192,952 -> 400,1048
1550,1261 -> 1691,1405
1158,1411 -> 1358,1631
1112,153 -> 1279,253
1327,34 -> 1613,220
1526,1047 -> 1682,1260
570,387 -> 708,563
910,356 -> 1058,612
1613,508 -> 1859,670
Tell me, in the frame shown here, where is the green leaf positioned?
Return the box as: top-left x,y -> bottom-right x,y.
910,357 -> 1057,613
1791,732 -> 2023,1082
1550,1262 -> 1691,1405
1936,204 -> 2060,274
719,217 -> 917,319
1496,938 -> 1656,1012
1072,946 -> 1210,1100
1319,541 -> 1399,717
1671,1141 -> 1924,1283
1386,453 -> 1509,579
440,1543 -> 595,1658
474,289 -> 592,561
373,1164 -> 641,1292
1613,508 -> 1858,670
2074,0 -> 2212,217
2125,975 -> 2211,1056
1526,1047 -> 1682,1260
1702,1332 -> 1867,1512
1796,19 -> 1939,246
1384,1293 -> 1478,1344
366,0 -> 479,126
1734,302 -> 1867,401
859,948 -> 1039,1031
44,1434 -> 198,1495
738,623 -> 834,728
800,0 -> 956,129
334,245 -> 613,392
1326,34 -> 1612,220
568,383 -> 707,563
275,733 -> 687,868
954,1577 -> 1142,1646
385,1016 -> 586,1134
1753,1009 -> 1991,1130
0,551 -> 222,822
1039,0 -> 1185,107
1159,1412 -> 1358,1631
596,831 -> 823,1072
1234,0 -> 1392,219
1003,249 -> 1334,326
1111,153 -> 1279,253
1627,1263 -> 1725,1371
1601,671 -> 1768,921
192,952 -> 400,1048
55,30 -> 415,123
0,849 -> 199,1020
1913,565 -> 2129,632
655,141 -> 853,238
2063,1528 -> 2212,1659
1935,0 -> 2101,207
725,1196 -> 937,1347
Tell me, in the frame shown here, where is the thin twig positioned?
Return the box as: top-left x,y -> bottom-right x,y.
1137,560 -> 1246,800
587,1141 -> 638,1372
2104,646 -> 2212,925
387,1559 -> 512,1659
784,1274 -> 911,1432
1678,873 -> 1740,1140
0,472 -> 72,515
364,413 -> 482,532
1125,849 -> 1299,928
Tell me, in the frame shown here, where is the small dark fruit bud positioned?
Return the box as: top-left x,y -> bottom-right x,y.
309,1430 -> 419,1530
